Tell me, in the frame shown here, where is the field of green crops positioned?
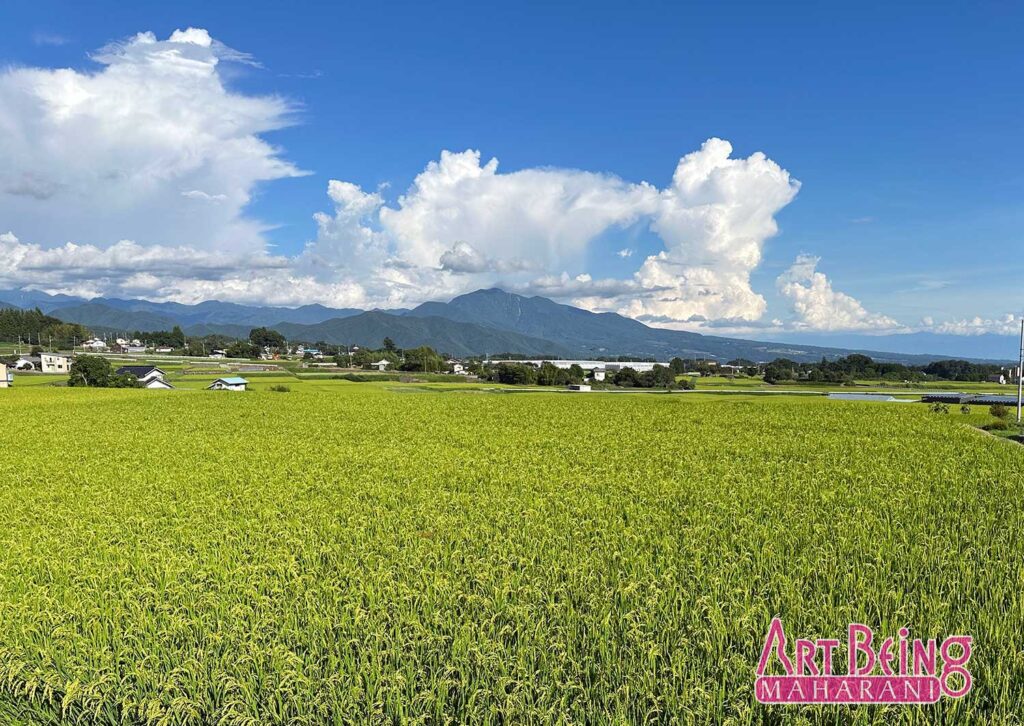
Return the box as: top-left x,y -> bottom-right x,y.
0,382 -> 1022,723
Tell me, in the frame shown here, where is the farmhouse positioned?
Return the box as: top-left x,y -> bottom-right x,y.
115,366 -> 172,389
207,377 -> 249,392
987,374 -> 1007,385
14,356 -> 39,371
81,338 -> 107,351
0,364 -> 11,389
40,353 -> 72,374
372,359 -> 391,371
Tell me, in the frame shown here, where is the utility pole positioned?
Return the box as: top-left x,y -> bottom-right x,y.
1017,317 -> 1023,424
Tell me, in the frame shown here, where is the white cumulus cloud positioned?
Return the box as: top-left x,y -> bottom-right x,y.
776,254 -> 901,331
927,314 -> 1020,336
0,27 -> 303,252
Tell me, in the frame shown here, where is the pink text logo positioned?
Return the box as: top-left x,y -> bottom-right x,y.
755,618 -> 972,704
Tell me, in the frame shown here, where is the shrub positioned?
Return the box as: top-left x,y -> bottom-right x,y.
268,384 -> 291,393
990,404 -> 1010,419
929,402 -> 949,414
960,404 -> 972,415
983,420 -> 1010,431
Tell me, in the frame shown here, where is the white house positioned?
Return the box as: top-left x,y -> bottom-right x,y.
207,377 -> 249,391
115,366 -> 170,388
81,338 -> 107,351
567,383 -> 591,392
372,359 -> 391,372
40,353 -> 72,374
0,364 -> 11,389
14,357 -> 37,371
988,374 -> 1007,385
447,360 -> 466,374
590,368 -> 606,382
154,346 -> 174,354
210,349 -> 227,359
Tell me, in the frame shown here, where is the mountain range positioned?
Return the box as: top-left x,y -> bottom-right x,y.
0,287 -> 1013,363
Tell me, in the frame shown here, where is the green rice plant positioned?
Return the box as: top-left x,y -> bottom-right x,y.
0,385 -> 1020,723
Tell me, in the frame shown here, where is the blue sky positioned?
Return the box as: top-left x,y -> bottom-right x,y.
1,0 -> 1022,350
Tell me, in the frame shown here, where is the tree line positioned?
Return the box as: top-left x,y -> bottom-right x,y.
484,361 -> 693,389
0,308 -> 90,349
761,354 -> 1008,384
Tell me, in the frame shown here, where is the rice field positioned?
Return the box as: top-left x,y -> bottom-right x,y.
0,383 -> 1021,723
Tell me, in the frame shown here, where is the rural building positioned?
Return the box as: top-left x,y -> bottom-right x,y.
81,338 -> 107,350
14,356 -> 38,371
987,374 -> 1007,385
115,366 -> 169,388
207,377 -> 249,392
447,360 -> 465,374
210,350 -> 227,359
0,364 -> 11,389
567,384 -> 592,392
590,368 -> 606,381
372,359 -> 391,371
40,353 -> 71,374
154,346 -> 174,354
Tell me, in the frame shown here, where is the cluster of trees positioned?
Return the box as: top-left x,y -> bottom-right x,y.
920,359 -> 1008,382
127,325 -> 187,349
0,308 -> 90,350
67,356 -> 139,388
610,365 -> 693,389
761,354 -> 1009,385
484,362 -> 692,389
486,362 -> 587,386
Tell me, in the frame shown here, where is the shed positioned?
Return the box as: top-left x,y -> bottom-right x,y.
567,384 -> 592,392
207,377 -> 249,391
0,364 -> 11,389
115,366 -> 167,384
372,359 -> 391,371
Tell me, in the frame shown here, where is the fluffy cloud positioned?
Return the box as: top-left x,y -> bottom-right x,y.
0,231 -> 370,307
627,138 -> 800,323
297,138 -> 801,319
776,255 -> 901,331
378,149 -> 657,272
926,314 -> 1021,336
0,27 -> 303,252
